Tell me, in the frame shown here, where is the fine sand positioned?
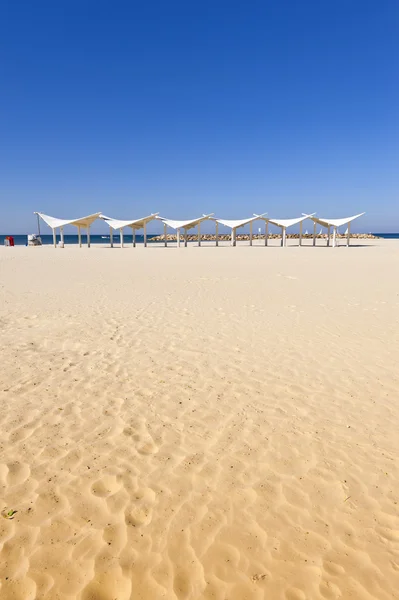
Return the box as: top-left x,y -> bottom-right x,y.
0,238 -> 398,600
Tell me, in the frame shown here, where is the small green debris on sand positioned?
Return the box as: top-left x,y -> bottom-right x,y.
2,509 -> 17,520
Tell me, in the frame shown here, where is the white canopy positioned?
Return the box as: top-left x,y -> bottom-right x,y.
305,213 -> 365,229
255,213 -> 315,228
100,213 -> 159,230
214,213 -> 266,229
156,213 -> 214,230
35,212 -> 101,229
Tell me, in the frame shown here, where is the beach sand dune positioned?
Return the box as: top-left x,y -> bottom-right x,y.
0,240 -> 398,599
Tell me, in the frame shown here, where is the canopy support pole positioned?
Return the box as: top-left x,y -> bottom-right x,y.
265,221 -> 268,246
249,221 -> 253,246
332,226 -> 337,248
299,221 -> 302,246
215,221 -> 219,246
184,229 -> 188,247
327,226 -> 330,247
164,222 -> 167,247
110,226 -> 113,248
282,227 -> 286,247
143,222 -> 147,247
313,222 -> 316,246
231,228 -> 236,246
78,226 -> 82,247
120,228 -> 124,248
347,222 -> 351,246
36,213 -> 41,237
53,228 -> 56,248
87,225 -> 91,248
60,227 -> 64,246
198,222 -> 201,246
133,228 -> 136,248
177,228 -> 180,247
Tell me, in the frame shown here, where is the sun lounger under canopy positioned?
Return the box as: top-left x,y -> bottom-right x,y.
214,214 -> 267,246
34,212 -> 101,247
156,214 -> 214,247
305,213 -> 365,247
100,213 -> 159,248
253,213 -> 315,247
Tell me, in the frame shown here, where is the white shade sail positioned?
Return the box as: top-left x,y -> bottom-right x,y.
305,213 -> 365,228
214,213 -> 267,229
100,213 -> 159,230
35,212 -> 101,229
254,213 -> 315,228
156,213 -> 214,230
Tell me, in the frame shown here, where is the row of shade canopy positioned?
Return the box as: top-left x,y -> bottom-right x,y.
34,211 -> 365,248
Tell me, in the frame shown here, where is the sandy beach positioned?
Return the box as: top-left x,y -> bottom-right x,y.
0,238 -> 398,600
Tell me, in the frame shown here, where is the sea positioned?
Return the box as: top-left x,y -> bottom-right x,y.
1,233 -> 399,246
0,234 -> 159,246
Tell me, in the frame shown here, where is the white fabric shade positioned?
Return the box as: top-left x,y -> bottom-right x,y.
214,214 -> 266,229
35,212 -> 101,229
305,213 -> 365,228
100,213 -> 159,230
156,213 -> 214,230
256,214 -> 315,228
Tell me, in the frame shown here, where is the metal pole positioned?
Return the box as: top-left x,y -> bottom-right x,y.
164,222 -> 167,247
299,221 -> 302,246
265,221 -> 268,246
215,222 -> 219,246
313,222 -> 316,246
36,213 -> 41,236
110,226 -> 113,248
347,223 -> 351,247
198,222 -> 201,246
143,222 -> 147,247
249,221 -> 253,246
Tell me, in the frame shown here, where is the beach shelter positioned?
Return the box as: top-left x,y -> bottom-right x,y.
34,212 -> 101,247
305,213 -> 365,247
156,214 -> 214,247
213,214 -> 267,246
253,214 -> 315,246
100,213 -> 159,248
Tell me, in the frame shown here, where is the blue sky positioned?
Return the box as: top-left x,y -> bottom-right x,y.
1,0 -> 398,233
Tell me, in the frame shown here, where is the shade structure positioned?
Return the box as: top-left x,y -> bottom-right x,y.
253,213 -> 315,247
304,213 -> 365,247
213,214 -> 267,246
34,212 -> 101,248
156,214 -> 214,247
100,213 -> 159,248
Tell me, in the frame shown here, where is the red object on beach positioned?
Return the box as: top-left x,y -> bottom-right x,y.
5,236 -> 14,247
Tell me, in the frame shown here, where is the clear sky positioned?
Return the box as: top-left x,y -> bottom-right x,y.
1,0 -> 398,233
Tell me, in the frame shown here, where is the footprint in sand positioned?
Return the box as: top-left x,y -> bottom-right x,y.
285,589 -> 306,600
125,505 -> 152,527
6,461 -> 31,486
125,487 -> 156,527
91,475 -> 121,498
323,561 -> 345,576
137,441 -> 159,455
